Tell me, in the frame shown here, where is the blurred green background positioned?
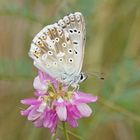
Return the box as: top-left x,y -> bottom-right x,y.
0,0 -> 140,140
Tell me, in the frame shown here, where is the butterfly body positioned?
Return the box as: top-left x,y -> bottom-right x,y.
29,12 -> 86,88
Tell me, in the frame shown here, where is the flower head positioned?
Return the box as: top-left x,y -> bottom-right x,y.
21,71 -> 97,133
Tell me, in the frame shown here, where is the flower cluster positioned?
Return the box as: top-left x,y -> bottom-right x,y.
21,71 -> 97,133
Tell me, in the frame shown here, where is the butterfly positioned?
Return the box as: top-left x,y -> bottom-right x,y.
29,12 -> 87,88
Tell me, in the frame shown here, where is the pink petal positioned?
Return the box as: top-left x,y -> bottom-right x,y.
73,92 -> 98,104
20,106 -> 34,116
43,110 -> 54,128
38,70 -> 58,88
49,111 -> 57,131
50,113 -> 58,133
56,105 -> 67,121
21,110 -> 29,116
34,119 -> 43,127
20,98 -> 40,105
38,70 -> 47,82
33,76 -> 47,93
37,102 -> 47,113
68,118 -> 78,128
55,98 -> 65,106
27,106 -> 41,121
76,103 -> 92,117
67,105 -> 81,119
47,113 -> 55,128
43,111 -> 51,128
34,112 -> 46,127
21,109 -> 30,116
43,110 -> 58,132
34,91 -> 41,96
67,111 -> 78,128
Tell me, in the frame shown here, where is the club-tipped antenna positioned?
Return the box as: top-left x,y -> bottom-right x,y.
85,72 -> 105,80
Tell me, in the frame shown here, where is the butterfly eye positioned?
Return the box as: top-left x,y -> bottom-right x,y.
59,58 -> 63,62
79,73 -> 87,82
68,49 -> 73,54
48,51 -> 53,55
80,74 -> 84,80
69,58 -> 73,63
62,43 -> 66,47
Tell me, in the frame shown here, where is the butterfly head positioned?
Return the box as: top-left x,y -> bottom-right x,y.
79,72 -> 88,83
67,72 -> 87,89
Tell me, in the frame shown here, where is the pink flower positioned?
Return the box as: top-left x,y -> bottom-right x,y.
20,70 -> 97,133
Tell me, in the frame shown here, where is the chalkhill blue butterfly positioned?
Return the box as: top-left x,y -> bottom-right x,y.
29,12 -> 87,88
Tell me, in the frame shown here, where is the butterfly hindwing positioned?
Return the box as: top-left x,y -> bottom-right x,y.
29,12 -> 86,84
58,12 -> 86,74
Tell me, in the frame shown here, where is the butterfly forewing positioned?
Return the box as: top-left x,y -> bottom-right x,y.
29,12 -> 86,84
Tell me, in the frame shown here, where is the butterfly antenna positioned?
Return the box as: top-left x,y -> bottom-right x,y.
85,72 -> 105,80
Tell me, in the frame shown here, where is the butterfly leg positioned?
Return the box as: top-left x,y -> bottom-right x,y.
71,84 -> 79,92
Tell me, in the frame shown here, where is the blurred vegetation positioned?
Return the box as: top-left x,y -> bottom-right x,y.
0,0 -> 140,140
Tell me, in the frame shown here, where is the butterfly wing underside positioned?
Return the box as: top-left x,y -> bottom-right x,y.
29,12 -> 86,84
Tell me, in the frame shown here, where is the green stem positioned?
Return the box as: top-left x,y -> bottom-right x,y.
65,129 -> 85,140
51,133 -> 56,140
59,126 -> 85,140
62,122 -> 70,140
